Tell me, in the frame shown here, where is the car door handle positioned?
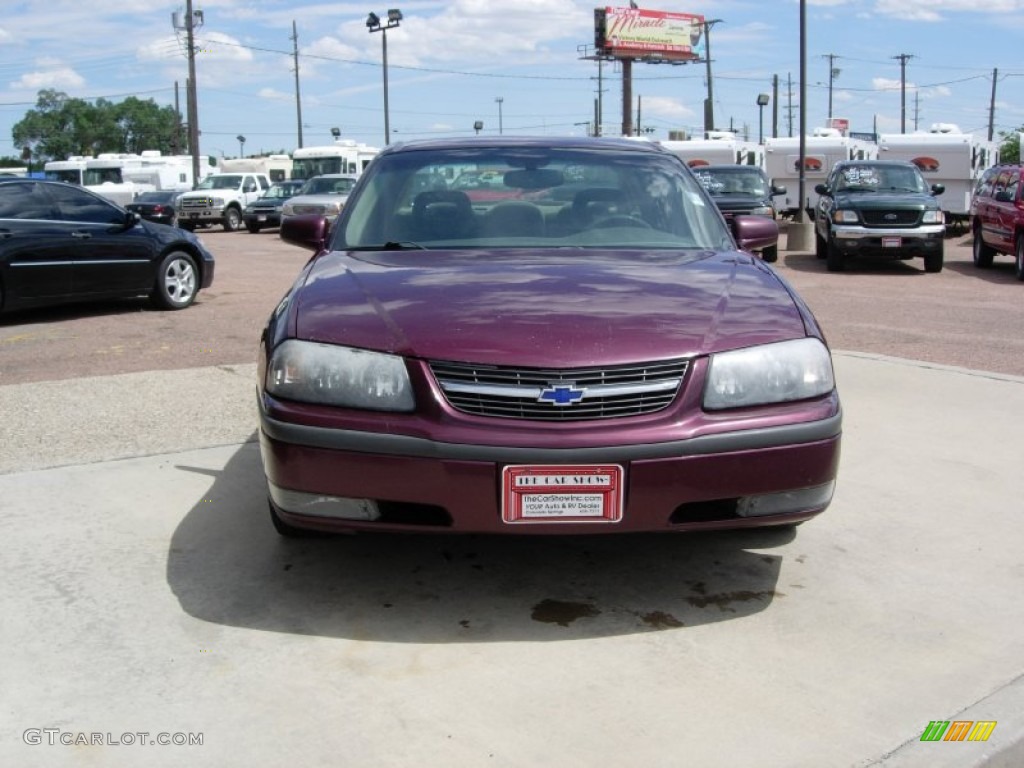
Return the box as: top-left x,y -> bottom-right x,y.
71,231 -> 92,239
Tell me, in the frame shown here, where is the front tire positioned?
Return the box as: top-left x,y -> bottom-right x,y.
761,245 -> 778,263
826,238 -> 845,272
223,207 -> 242,232
973,227 -> 995,267
815,231 -> 827,260
151,251 -> 198,310
924,244 -> 944,273
245,221 -> 261,233
1016,235 -> 1024,281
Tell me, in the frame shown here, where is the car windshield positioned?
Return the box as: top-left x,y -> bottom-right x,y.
334,145 -> 732,251
264,183 -> 302,199
196,175 -> 243,190
692,167 -> 768,196
300,177 -> 356,195
835,165 -> 927,193
135,191 -> 176,203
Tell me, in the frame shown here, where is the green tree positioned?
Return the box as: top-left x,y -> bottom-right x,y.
998,129 -> 1021,164
12,89 -> 181,165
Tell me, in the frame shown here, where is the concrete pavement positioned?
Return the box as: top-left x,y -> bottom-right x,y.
1,352 -> 1022,767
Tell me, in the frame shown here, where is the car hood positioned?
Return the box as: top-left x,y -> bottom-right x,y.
291,249 -> 810,366
832,190 -> 937,209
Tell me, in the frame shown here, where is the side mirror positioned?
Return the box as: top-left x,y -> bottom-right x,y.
280,214 -> 330,252
814,183 -> 830,196
930,183 -> 945,196
732,215 -> 779,253
123,210 -> 141,229
771,185 -> 787,197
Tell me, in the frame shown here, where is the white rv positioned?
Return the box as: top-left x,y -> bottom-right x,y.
219,154 -> 293,182
291,140 -> 380,180
121,150 -> 213,193
878,124 -> 999,228
764,128 -> 878,217
659,131 -> 764,168
43,156 -> 89,185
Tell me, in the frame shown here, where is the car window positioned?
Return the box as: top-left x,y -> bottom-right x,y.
44,182 -> 125,224
0,181 -> 54,219
692,168 -> 767,196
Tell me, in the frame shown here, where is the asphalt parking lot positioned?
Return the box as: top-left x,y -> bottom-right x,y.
1,228 -> 1022,767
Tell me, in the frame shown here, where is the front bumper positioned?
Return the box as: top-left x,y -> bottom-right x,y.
258,401 -> 842,535
832,224 -> 944,256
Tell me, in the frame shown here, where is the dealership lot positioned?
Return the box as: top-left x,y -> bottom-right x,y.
1,232 -> 1022,767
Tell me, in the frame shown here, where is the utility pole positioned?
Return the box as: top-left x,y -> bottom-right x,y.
772,74 -> 779,139
823,54 -> 840,121
621,59 -> 633,137
702,20 -> 722,135
988,68 -> 998,142
185,1 -> 202,188
786,72 -> 796,137
893,53 -> 914,134
292,20 -> 303,149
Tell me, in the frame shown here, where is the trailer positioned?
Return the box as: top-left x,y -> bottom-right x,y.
219,154 -> 292,182
877,124 -> 999,230
659,131 -> 764,168
764,129 -> 878,217
43,156 -> 88,185
291,140 -> 380,180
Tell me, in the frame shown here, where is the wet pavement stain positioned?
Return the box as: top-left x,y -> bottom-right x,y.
639,610 -> 684,629
531,599 -> 601,627
686,590 -> 780,612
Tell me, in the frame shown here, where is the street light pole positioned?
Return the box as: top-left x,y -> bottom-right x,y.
495,97 -> 504,134
756,93 -> 769,144
367,9 -> 403,146
237,134 -> 246,158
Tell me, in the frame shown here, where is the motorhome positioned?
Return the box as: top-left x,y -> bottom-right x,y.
219,154 -> 292,182
659,131 -> 764,168
121,150 -> 213,193
764,128 -> 878,217
43,156 -> 88,185
291,140 -> 380,180
877,124 -> 999,229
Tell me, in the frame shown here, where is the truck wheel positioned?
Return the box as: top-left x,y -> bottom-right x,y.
1016,235 -> 1024,281
246,221 -> 261,233
826,238 -> 845,272
179,221 -> 195,232
973,227 -> 995,267
760,245 -> 778,263
223,207 -> 242,232
924,244 -> 944,273
815,232 -> 827,259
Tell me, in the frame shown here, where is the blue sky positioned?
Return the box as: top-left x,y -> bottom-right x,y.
1,0 -> 1023,159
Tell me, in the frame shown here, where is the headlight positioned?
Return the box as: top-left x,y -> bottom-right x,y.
832,209 -> 859,224
266,340 -> 415,411
211,196 -> 225,207
922,210 -> 944,224
749,205 -> 774,217
704,338 -> 835,410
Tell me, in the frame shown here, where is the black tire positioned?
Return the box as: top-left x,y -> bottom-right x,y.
815,231 -> 827,260
179,221 -> 195,232
973,227 -> 995,268
761,245 -> 778,263
223,206 -> 242,232
826,238 -> 845,272
245,221 -> 261,233
1016,235 -> 1024,281
151,250 -> 198,310
924,244 -> 944,273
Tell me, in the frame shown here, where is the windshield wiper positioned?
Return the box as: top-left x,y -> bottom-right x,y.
350,241 -> 428,251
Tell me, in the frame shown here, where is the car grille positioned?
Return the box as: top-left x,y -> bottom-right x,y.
179,197 -> 214,210
429,359 -> 689,421
861,210 -> 921,227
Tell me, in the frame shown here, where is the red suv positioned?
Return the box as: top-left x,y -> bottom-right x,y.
971,164 -> 1024,280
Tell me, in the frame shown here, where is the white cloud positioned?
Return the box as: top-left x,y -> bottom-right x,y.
10,61 -> 84,91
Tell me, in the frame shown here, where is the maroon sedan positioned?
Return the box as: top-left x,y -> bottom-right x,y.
260,136 -> 841,536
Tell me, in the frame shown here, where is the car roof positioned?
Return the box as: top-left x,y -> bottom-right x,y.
376,135 -> 675,158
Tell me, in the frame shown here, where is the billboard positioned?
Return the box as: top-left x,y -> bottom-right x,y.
594,7 -> 706,62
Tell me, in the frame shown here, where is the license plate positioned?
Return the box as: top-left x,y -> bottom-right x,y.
501,465 -> 624,524
882,236 -> 901,248
257,215 -> 267,222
